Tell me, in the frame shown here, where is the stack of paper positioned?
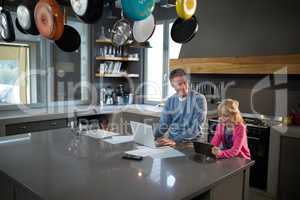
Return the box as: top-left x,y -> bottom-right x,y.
103,135 -> 134,144
84,129 -> 119,139
125,146 -> 185,159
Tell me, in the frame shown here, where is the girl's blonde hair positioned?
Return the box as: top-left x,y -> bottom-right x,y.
218,99 -> 244,124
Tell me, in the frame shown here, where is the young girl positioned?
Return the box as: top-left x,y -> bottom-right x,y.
211,99 -> 251,160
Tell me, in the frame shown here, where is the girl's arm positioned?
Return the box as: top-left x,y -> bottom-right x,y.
216,124 -> 246,159
210,124 -> 223,147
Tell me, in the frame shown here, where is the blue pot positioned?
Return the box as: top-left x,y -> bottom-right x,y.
121,0 -> 155,21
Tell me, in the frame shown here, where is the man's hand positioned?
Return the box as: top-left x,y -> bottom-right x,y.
156,138 -> 176,147
211,146 -> 220,157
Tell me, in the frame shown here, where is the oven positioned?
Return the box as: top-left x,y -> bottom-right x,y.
208,117 -> 270,190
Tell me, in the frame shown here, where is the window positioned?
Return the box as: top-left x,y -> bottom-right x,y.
168,22 -> 183,97
0,43 -> 43,105
0,15 -> 91,110
144,21 -> 184,103
145,24 -> 164,102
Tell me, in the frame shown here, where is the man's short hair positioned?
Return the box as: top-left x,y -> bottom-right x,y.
169,68 -> 187,80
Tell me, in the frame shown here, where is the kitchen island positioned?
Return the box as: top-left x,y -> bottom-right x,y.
0,128 -> 254,200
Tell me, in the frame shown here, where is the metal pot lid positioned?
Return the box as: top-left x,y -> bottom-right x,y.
70,0 -> 88,17
17,5 -> 31,30
133,14 -> 155,43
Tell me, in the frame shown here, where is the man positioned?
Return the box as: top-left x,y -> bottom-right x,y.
155,68 -> 207,147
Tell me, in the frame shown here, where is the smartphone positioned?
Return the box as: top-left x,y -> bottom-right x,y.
122,153 -> 143,161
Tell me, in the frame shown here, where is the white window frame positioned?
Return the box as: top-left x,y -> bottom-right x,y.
144,21 -> 171,105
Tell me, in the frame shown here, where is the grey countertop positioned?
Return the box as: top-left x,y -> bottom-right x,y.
0,128 -> 253,200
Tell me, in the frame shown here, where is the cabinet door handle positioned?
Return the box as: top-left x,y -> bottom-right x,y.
248,136 -> 260,141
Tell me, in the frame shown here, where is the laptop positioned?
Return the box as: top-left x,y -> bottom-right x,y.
130,121 -> 156,148
193,141 -> 215,158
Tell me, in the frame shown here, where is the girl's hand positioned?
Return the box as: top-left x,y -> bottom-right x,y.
211,147 -> 220,156
157,138 -> 176,147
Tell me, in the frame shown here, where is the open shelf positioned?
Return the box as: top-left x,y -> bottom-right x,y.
95,73 -> 140,78
170,54 -> 300,75
95,56 -> 139,62
95,40 -> 150,48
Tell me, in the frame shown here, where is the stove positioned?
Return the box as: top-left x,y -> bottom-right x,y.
208,116 -> 270,190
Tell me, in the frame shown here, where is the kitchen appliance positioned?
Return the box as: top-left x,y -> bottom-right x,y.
55,8 -> 81,52
105,86 -> 114,105
193,142 -> 215,158
133,14 -> 156,43
15,18 -> 28,34
115,84 -> 126,105
176,0 -> 197,20
0,0 -> 15,42
208,116 -> 270,190
171,15 -> 198,44
121,0 -> 155,21
111,16 -> 132,47
99,88 -> 106,106
34,0 -> 64,40
70,0 -> 103,24
16,0 -> 39,35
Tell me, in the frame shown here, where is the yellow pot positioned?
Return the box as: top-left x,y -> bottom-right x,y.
176,0 -> 197,20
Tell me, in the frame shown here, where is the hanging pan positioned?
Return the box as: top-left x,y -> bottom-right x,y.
171,15 -> 198,44
16,0 -> 39,35
111,12 -> 132,47
0,0 -> 16,42
133,14 -> 155,43
55,8 -> 81,52
121,0 -> 155,21
70,0 -> 103,24
34,0 -> 64,40
15,18 -> 28,34
176,0 -> 197,20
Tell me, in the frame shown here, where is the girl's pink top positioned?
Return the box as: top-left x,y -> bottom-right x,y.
210,123 -> 251,160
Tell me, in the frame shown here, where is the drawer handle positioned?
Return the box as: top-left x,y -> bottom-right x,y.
248,136 -> 260,141
21,126 -> 27,129
50,122 -> 57,126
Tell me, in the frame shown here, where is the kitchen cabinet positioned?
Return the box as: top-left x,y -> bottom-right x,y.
0,171 -> 41,200
278,135 -> 300,200
5,119 -> 68,136
0,171 -> 13,200
0,129 -> 254,200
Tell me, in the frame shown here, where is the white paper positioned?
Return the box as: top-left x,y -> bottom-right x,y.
125,146 -> 185,159
150,148 -> 185,159
103,135 -> 134,144
83,129 -> 119,139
